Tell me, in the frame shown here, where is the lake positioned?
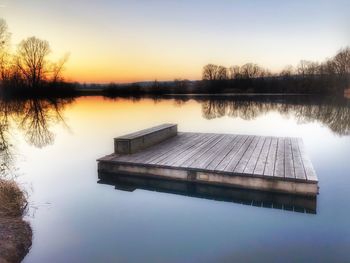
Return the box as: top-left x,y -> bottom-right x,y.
1,95 -> 350,262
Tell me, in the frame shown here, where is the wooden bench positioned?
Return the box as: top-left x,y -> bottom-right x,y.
114,124 -> 178,154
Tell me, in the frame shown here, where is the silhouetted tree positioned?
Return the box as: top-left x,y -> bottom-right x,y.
297,60 -> 320,77
332,47 -> 350,76
240,63 -> 264,79
0,19 -> 11,82
15,37 -> 51,88
174,79 -> 190,92
279,65 -> 294,78
202,64 -> 227,80
51,53 -> 70,84
228,65 -> 241,79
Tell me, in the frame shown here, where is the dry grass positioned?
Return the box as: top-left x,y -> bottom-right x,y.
0,179 -> 32,263
0,179 -> 27,218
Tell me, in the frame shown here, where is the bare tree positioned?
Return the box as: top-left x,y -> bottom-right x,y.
228,65 -> 241,79
202,64 -> 227,81
297,60 -> 309,77
0,19 -> 11,81
16,36 -> 51,88
297,60 -> 320,77
332,47 -> 350,76
51,53 -> 70,83
280,65 -> 294,77
202,64 -> 218,80
240,63 -> 263,79
174,78 -> 189,90
259,68 -> 272,78
216,65 -> 228,80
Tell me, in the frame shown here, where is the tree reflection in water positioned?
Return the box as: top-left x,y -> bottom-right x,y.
0,98 -> 74,176
191,96 -> 350,136
18,99 -> 72,148
0,100 -> 13,177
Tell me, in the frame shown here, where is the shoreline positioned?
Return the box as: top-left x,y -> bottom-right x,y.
0,179 -> 32,263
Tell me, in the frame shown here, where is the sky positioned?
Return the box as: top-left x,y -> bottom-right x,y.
1,0 -> 350,83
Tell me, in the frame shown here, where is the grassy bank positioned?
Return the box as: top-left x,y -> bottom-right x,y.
0,179 -> 32,263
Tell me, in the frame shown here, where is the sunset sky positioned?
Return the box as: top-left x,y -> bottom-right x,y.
2,0 -> 349,83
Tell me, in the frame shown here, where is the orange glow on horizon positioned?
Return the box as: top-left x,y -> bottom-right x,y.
2,1 -> 349,84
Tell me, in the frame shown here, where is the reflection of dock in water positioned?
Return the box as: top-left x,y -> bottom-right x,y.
98,172 -> 317,214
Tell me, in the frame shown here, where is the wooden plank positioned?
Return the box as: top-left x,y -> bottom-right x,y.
163,133 -> 218,167
169,134 -> 220,167
215,135 -> 249,172
183,134 -> 227,168
115,133 -> 194,163
291,138 -> 306,180
205,135 -> 243,170
132,132 -> 195,163
97,153 -> 118,162
224,136 -> 255,172
274,138 -> 285,178
190,135 -> 236,169
115,124 -> 177,154
284,138 -> 295,179
117,123 -> 176,139
148,133 -> 208,164
298,138 -> 318,182
141,133 -> 198,163
264,138 -> 278,177
234,136 -> 261,174
244,137 -> 266,174
152,133 -> 210,165
254,137 -> 272,175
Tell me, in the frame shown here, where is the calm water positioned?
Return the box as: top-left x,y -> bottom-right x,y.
1,95 -> 350,262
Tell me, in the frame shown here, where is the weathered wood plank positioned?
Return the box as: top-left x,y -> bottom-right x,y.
114,123 -> 177,154
117,123 -> 176,140
284,138 -> 295,179
254,137 -> 272,175
291,138 -> 306,180
155,133 -> 212,165
244,137 -> 266,174
184,134 -> 227,168
116,133 -> 194,163
189,135 -> 235,169
165,134 -> 218,167
148,133 -> 208,164
139,134 -> 198,163
132,132 -> 195,163
298,138 -> 318,182
224,136 -> 255,172
215,135 -> 249,172
274,138 -> 285,178
264,137 -> 278,176
205,135 -> 242,171
234,137 -> 260,173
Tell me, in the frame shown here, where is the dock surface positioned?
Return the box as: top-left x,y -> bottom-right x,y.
98,127 -> 318,196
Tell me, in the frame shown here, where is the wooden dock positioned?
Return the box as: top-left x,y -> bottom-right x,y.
98,124 -> 318,196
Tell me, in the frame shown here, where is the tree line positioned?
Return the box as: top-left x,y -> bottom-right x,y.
201,48 -> 350,95
202,48 -> 350,81
0,19 -> 72,97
